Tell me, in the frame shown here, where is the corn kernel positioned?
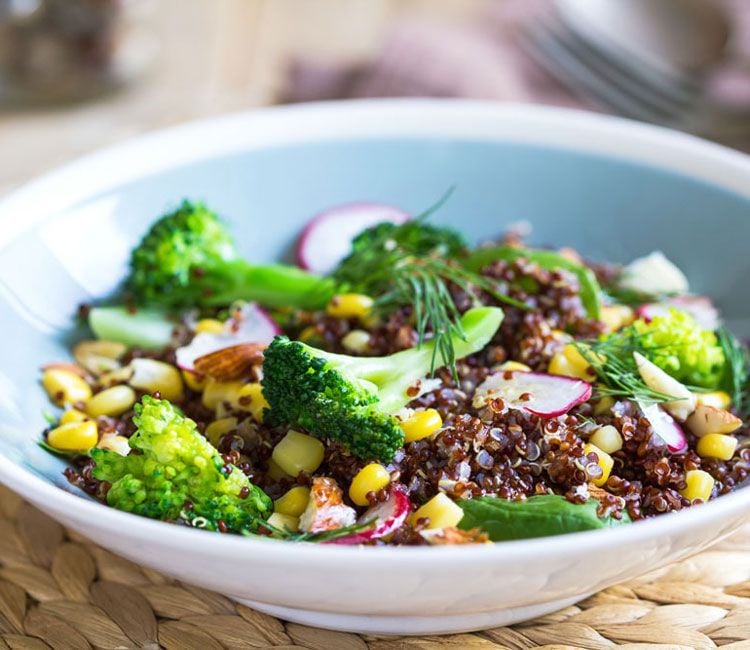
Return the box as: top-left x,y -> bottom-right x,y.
42,369 -> 92,406
681,469 -> 715,503
697,390 -> 732,410
600,304 -> 634,333
47,420 -> 98,452
86,385 -> 137,417
349,464 -> 391,506
202,378 -> 243,410
548,344 -> 595,381
267,458 -> 289,480
593,396 -> 615,416
326,293 -> 374,319
205,417 -> 238,447
233,383 -> 268,422
498,360 -> 531,372
409,493 -> 464,529
129,358 -> 184,402
298,326 -> 320,343
584,443 -> 614,487
266,512 -> 300,534
342,329 -> 371,354
697,433 -> 738,461
589,425 -> 623,454
274,486 -> 311,517
182,369 -> 207,392
272,430 -> 325,477
97,433 -> 130,456
59,409 -> 88,425
400,409 -> 443,443
195,318 -> 225,334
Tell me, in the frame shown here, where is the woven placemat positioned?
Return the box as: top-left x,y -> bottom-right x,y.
1,485 -> 749,650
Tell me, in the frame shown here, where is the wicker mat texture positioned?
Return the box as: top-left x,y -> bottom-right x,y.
1,486 -> 750,650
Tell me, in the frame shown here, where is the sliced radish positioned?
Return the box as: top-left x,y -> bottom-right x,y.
473,371 -> 592,418
635,295 -> 719,330
638,400 -> 688,453
175,303 -> 279,372
326,486 -> 412,545
296,202 -> 409,274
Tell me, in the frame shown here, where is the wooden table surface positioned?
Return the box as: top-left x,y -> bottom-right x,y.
0,0 -> 488,195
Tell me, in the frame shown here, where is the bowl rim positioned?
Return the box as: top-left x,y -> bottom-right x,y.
1,98 -> 749,564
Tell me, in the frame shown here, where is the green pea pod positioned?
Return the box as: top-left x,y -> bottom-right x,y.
458,495 -> 630,541
464,246 -> 602,319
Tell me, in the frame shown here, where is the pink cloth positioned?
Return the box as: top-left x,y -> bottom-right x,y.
282,0 -> 750,146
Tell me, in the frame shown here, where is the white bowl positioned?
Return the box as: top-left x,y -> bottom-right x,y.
0,100 -> 748,635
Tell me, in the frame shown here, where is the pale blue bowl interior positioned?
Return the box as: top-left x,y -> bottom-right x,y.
2,137 -> 750,491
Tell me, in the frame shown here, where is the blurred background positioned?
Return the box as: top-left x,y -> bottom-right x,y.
0,0 -> 748,195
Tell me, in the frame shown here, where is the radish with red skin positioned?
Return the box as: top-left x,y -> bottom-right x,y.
473,371 -> 592,418
296,202 -> 409,274
638,400 -> 688,453
327,486 -> 411,545
175,303 -> 279,372
635,295 -> 719,330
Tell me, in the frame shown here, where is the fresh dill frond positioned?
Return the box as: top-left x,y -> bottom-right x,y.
333,191 -> 523,376
574,332 -> 678,403
717,326 -> 749,413
243,519 -> 374,543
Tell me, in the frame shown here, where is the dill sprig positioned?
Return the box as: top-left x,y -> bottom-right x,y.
333,191 -> 524,376
717,326 -> 749,413
574,331 -> 679,403
243,519 -> 374,543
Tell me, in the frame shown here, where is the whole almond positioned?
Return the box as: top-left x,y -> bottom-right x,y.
194,342 -> 265,381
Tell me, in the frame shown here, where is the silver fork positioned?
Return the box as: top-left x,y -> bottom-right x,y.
520,13 -> 750,140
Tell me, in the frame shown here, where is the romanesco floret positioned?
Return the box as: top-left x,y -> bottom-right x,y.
91,395 -> 271,532
126,200 -> 334,311
261,306 -> 504,461
632,307 -> 725,388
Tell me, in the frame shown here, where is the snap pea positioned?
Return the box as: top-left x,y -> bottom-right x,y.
464,246 -> 602,319
457,494 -> 630,541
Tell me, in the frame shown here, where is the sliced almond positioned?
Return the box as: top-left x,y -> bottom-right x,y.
74,340 -> 127,376
633,352 -> 696,421
41,362 -> 88,379
685,404 -> 742,437
193,342 -> 265,381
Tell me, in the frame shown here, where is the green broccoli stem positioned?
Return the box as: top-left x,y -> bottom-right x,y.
200,260 -> 337,311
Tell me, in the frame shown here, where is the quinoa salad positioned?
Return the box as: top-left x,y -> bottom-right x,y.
38,198 -> 750,545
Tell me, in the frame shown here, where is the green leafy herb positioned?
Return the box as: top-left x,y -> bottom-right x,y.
573,333 -> 678,403
244,519 -> 375,543
717,326 -> 749,412
458,495 -> 630,541
38,440 -> 86,458
333,191 -> 523,376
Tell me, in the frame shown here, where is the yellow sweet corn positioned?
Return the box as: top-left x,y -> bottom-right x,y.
341,329 -> 371,354
600,304 -> 634,333
182,369 -> 207,392
696,433 -> 738,461
205,417 -> 238,447
697,391 -> 732,410
349,463 -> 391,506
584,442 -> 614,487
129,358 -> 184,402
97,433 -> 130,456
400,409 -> 443,443
266,512 -> 300,534
326,293 -> 374,319
681,469 -> 715,503
498,360 -> 532,372
588,425 -> 623,454
298,326 -> 320,343
59,409 -> 88,425
274,486 -> 311,517
272,430 -> 325,477
42,368 -> 92,406
593,395 -> 615,416
47,420 -> 98,452
201,378 -> 243,410
548,344 -> 596,381
266,458 -> 289,480
85,385 -> 137,417
409,493 -> 464,529
195,318 -> 225,334
233,383 -> 268,422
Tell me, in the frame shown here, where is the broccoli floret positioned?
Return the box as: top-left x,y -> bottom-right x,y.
351,220 -> 467,259
91,395 -> 271,532
262,306 -> 503,461
127,201 -> 335,311
631,308 -> 725,388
